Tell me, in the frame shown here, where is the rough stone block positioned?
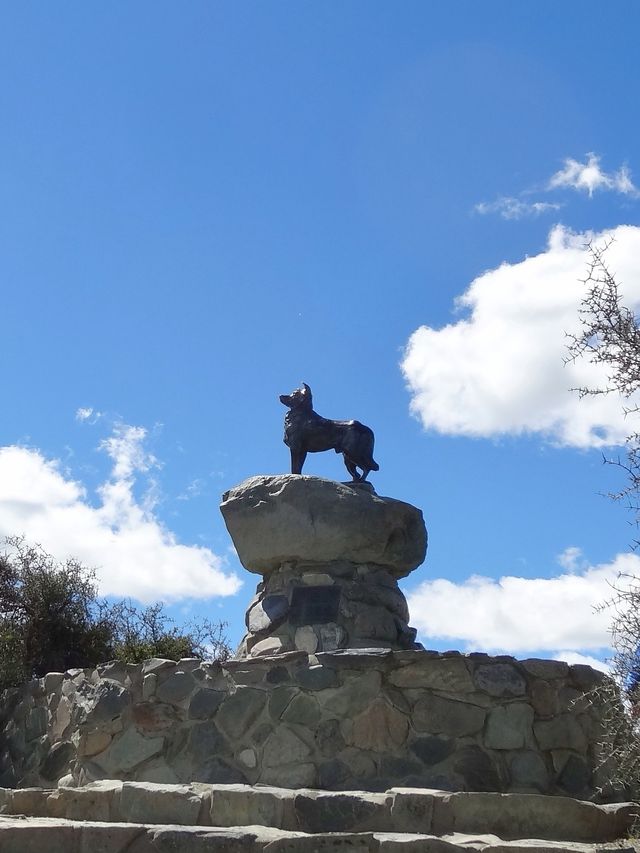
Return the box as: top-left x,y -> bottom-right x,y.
94,726 -> 164,774
263,727 -> 312,767
484,703 -> 534,749
409,736 -> 455,766
216,688 -> 267,740
188,689 -> 225,720
294,626 -> 318,653
521,659 -> 569,679
388,788 -> 435,833
294,790 -> 389,833
118,781 -> 204,825
210,783 -> 297,829
344,699 -> 409,751
534,715 -> 588,753
508,750 -> 550,792
389,659 -> 473,692
316,670 -> 381,716
220,475 -> 427,577
248,596 -> 289,634
473,663 -> 526,697
412,695 -> 485,737
156,671 -> 194,705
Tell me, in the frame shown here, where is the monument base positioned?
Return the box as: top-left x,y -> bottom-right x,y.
0,649 -> 616,802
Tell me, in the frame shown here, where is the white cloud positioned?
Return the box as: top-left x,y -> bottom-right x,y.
475,196 -> 562,220
401,224 -> 640,448
75,407 -> 102,424
0,425 -> 241,603
406,550 -> 639,656
548,153 -> 639,197
557,546 -> 585,572
553,651 -> 610,673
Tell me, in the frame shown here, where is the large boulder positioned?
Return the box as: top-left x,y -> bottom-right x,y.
220,475 -> 427,578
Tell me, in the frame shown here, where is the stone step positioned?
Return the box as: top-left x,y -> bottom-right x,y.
0,816 -> 635,853
0,782 -> 637,844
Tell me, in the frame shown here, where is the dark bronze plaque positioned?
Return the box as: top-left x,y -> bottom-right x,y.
289,586 -> 341,626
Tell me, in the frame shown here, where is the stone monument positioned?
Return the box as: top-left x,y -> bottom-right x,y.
0,387 -> 632,839
221,475 -> 427,658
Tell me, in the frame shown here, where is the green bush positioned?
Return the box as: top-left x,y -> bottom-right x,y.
0,536 -> 230,689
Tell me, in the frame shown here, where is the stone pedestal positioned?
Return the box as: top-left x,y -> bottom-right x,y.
220,475 -> 427,658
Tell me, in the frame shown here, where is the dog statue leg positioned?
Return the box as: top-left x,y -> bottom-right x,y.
343,455 -> 361,482
291,449 -> 307,475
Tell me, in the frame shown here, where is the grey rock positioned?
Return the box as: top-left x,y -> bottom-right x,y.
317,758 -> 351,788
318,623 -> 346,652
119,780 -> 203,825
25,707 -> 49,741
263,727 -> 312,767
268,686 -> 297,721
282,693 -> 321,728
316,669 -> 381,716
484,703 -> 534,749
41,741 -> 75,781
248,595 -> 289,633
556,752 -> 591,795
188,688 -> 225,720
220,475 -> 427,577
156,671 -> 194,705
521,658 -> 569,679
413,694 -> 486,737
453,745 -> 501,792
265,666 -> 290,685
295,664 -> 339,690
389,658 -> 474,692
294,791 -> 388,833
44,673 -> 65,694
250,636 -> 287,657
216,688 -> 267,740
473,663 -> 526,697
95,726 -> 164,773
294,626 -> 318,653
142,673 -> 157,700
345,699 -> 409,752
76,680 -> 130,725
530,679 -> 559,717
197,757 -> 246,784
260,761 -> 316,787
410,735 -> 455,766
188,721 -> 227,758
353,603 -> 399,642
142,658 -> 176,676
509,750 -> 550,792
534,714 -> 588,753
315,719 -> 345,758
569,663 -> 606,690
131,701 -> 179,734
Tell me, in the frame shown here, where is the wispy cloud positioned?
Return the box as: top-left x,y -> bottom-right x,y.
475,153 -> 639,218
75,407 -> 102,424
475,196 -> 562,220
549,153 -> 638,197
177,477 -> 206,501
0,424 -> 241,603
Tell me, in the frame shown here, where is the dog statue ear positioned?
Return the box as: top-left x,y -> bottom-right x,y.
302,383 -> 311,395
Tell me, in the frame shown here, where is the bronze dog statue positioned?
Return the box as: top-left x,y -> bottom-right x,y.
279,383 -> 379,481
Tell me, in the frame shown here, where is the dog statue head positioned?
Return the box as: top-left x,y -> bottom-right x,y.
279,383 -> 313,411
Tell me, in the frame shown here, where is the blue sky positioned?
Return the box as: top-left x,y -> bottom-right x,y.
1,2 -> 640,667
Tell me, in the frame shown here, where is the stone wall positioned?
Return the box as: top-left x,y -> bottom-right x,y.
0,649 -> 613,800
